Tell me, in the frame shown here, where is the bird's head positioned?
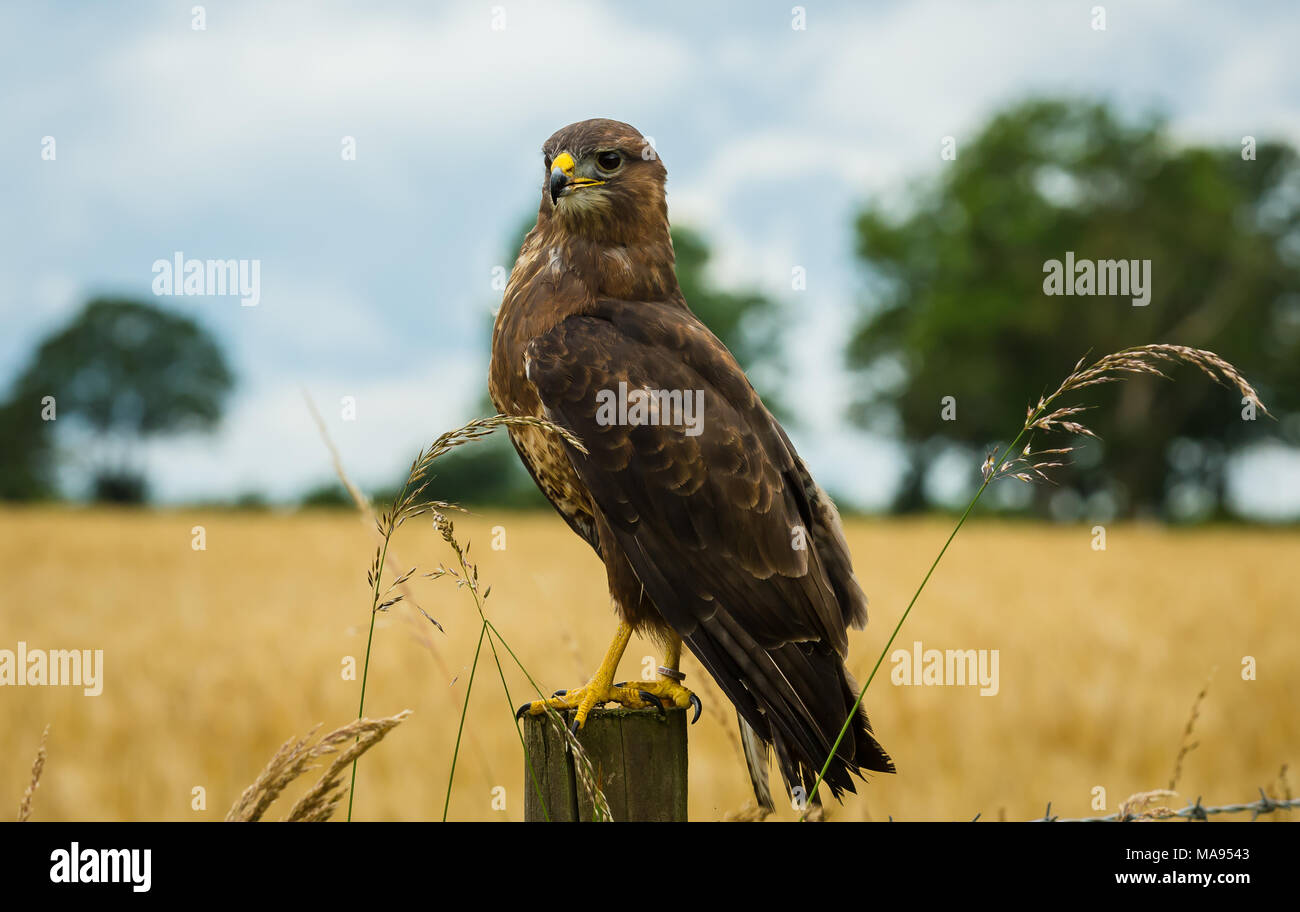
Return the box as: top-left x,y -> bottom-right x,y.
538,119 -> 668,242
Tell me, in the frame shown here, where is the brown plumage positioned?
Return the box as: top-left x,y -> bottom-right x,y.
489,118 -> 893,803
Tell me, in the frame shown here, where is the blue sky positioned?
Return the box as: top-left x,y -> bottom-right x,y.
3,1 -> 1298,514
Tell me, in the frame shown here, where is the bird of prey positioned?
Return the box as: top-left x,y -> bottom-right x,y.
489,118 -> 894,808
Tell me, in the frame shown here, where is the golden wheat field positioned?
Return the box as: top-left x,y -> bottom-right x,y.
1,506 -> 1295,822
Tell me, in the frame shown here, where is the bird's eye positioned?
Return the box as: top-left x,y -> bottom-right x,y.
596,151 -> 622,172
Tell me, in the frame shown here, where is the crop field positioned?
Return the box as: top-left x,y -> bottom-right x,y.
2,507 -> 1295,822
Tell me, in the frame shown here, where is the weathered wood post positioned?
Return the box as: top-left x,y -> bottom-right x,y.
522,707 -> 688,821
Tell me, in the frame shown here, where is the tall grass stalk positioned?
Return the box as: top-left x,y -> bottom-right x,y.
801,344 -> 1268,819
343,413 -> 586,821
483,618 -> 614,820
443,620 -> 488,821
430,512 -> 551,820
431,508 -> 612,820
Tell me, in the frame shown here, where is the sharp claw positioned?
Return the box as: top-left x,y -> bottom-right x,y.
515,702 -> 533,720
613,681 -> 627,688
552,688 -> 567,697
638,690 -> 665,715
569,717 -> 582,735
689,694 -> 702,724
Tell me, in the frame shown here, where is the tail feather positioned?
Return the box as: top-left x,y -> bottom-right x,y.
737,711 -> 775,813
844,670 -> 895,776
760,645 -> 895,804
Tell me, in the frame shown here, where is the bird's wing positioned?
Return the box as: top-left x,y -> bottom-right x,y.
524,299 -> 886,792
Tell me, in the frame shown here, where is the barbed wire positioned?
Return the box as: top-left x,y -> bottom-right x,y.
1032,789 -> 1299,822
881,788 -> 1298,823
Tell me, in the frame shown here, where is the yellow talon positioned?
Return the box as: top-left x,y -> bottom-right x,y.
520,621 -> 631,729
610,678 -> 696,710
518,625 -> 702,728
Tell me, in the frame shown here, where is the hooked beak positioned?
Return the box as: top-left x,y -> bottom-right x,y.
549,163 -> 569,205
549,151 -> 605,205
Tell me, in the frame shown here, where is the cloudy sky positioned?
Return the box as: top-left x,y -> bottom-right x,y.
3,0 -> 1298,513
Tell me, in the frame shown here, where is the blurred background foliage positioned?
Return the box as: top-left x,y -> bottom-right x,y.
2,297 -> 233,503
849,98 -> 1300,520
2,97 -> 1296,520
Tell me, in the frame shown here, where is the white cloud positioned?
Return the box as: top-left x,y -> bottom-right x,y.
5,0 -> 1298,510
1227,442 -> 1300,522
142,351 -> 484,502
68,1 -> 692,209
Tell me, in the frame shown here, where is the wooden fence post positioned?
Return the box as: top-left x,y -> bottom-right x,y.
522,707 -> 688,821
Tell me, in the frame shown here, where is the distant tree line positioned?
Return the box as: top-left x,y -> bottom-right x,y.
847,98 -> 1298,519
4,98 -> 1296,519
1,298 -> 232,502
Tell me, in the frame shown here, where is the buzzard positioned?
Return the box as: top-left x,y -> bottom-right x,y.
489,118 -> 893,808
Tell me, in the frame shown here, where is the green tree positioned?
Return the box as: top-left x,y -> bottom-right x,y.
13,297 -> 234,502
0,396 -> 57,500
671,225 -> 782,386
848,98 -> 1300,518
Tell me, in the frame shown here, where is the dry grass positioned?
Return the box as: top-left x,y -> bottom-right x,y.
0,507 -> 1294,821
304,402 -> 613,819
989,344 -> 1269,485
1169,672 -> 1212,791
1115,789 -> 1180,821
16,724 -> 49,822
427,508 -> 613,821
226,710 -> 411,822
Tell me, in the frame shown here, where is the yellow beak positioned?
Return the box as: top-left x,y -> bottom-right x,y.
551,151 -> 576,178
550,151 -> 605,203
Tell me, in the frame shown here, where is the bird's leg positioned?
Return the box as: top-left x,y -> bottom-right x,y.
516,625 -> 702,729
516,621 -> 633,731
610,632 -> 702,723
